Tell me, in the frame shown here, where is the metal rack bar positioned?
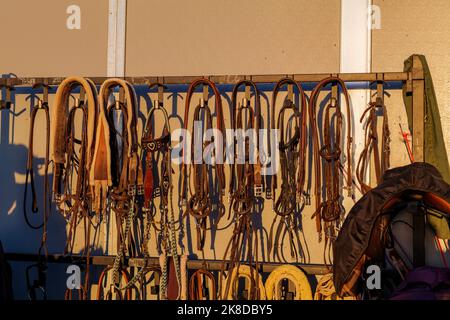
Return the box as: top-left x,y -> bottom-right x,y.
5,253 -> 329,275
0,72 -> 415,87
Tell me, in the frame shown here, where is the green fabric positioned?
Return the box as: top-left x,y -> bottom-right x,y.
427,209 -> 450,240
403,55 -> 450,239
403,54 -> 450,184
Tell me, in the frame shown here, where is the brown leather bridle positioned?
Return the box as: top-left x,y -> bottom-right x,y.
51,77 -> 99,300
181,78 -> 226,252
356,96 -> 390,194
309,77 -> 353,265
220,80 -> 262,300
268,78 -> 309,264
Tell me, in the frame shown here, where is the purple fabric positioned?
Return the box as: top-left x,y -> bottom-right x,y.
390,267 -> 450,300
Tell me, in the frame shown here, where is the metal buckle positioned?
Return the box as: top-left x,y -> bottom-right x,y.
54,193 -> 62,205
305,193 -> 311,206
254,185 -> 262,197
151,285 -> 159,295
266,189 -> 272,199
128,185 -> 136,196
153,187 -> 161,198
137,185 -> 144,195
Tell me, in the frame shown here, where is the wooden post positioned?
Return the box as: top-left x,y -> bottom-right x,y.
411,55 -> 426,267
411,55 -> 425,162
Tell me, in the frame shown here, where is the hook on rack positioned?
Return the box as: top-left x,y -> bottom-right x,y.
148,82 -> 168,108
115,87 -> 125,110
287,83 -> 294,102
32,82 -> 50,109
0,83 -> 15,110
73,86 -> 86,110
200,84 -> 209,108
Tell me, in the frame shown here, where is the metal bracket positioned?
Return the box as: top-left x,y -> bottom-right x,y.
149,82 -> 168,108
0,84 -> 15,110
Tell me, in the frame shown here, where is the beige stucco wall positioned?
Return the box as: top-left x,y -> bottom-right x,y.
126,0 -> 340,75
372,0 -> 450,162
0,0 -> 109,76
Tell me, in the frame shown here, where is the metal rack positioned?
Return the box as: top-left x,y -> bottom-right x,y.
1,55 -> 426,273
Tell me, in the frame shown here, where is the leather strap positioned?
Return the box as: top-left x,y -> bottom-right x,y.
356,96 -> 390,193
309,77 -> 353,240
189,268 -> 217,300
181,78 -> 226,252
268,78 -> 308,263
24,88 -> 50,231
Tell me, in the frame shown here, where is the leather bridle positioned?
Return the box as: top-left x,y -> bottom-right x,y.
357,96 -> 390,194
90,79 -> 144,295
220,80 -> 262,300
309,77 -> 353,265
24,83 -> 51,232
23,83 -> 52,301
181,78 -> 226,252
268,78 -> 309,264
51,77 -> 99,300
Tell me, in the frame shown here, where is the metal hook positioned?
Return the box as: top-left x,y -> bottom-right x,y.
199,98 -> 206,108
0,83 -> 15,110
149,82 -> 168,107
32,82 -> 50,108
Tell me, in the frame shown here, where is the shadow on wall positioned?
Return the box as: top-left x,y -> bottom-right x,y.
0,82 -> 317,299
0,88 -> 69,299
